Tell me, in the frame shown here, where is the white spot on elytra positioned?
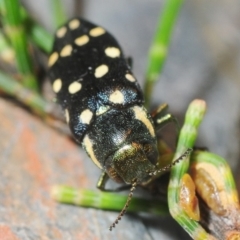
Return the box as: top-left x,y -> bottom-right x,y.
52,78 -> 62,93
65,109 -> 70,123
94,64 -> 109,78
89,27 -> 105,37
56,26 -> 67,38
60,45 -> 72,57
48,52 -> 58,67
68,81 -> 82,94
80,109 -> 93,124
132,106 -> 155,137
83,135 -> 102,169
109,90 -> 124,104
125,73 -> 135,82
105,47 -> 120,58
69,19 -> 80,30
74,35 -> 89,46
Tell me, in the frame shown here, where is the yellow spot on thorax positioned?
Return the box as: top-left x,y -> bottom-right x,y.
109,90 -> 124,104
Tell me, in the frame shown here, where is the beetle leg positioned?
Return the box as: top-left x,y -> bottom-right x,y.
97,171 -> 131,192
151,103 -> 169,118
151,103 -> 179,132
97,171 -> 110,191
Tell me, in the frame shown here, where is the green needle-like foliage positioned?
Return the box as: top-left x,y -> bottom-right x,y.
51,186 -> 169,216
1,0 -> 38,91
0,31 -> 14,64
168,100 -> 212,239
144,0 -> 184,108
27,21 -> 53,53
50,0 -> 67,28
0,70 -> 50,117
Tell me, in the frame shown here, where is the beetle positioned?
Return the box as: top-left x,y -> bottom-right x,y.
48,17 -> 190,230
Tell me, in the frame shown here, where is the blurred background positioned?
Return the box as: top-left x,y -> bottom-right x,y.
1,0 -> 240,239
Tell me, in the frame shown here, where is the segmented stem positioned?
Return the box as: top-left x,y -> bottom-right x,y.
0,30 -> 15,64
1,0 -> 38,90
50,0 -> 67,28
0,71 -> 52,117
51,185 -> 169,216
168,99 -> 213,240
144,0 -> 184,108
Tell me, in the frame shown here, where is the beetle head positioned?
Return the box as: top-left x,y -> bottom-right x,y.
109,141 -> 158,184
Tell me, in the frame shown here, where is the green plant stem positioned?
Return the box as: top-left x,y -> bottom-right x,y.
27,20 -> 53,54
0,2 -> 53,54
144,0 -> 184,108
0,71 -> 50,117
168,99 -> 211,239
20,7 -> 53,53
0,31 -> 15,64
51,185 -> 169,215
2,0 -> 38,91
50,0 -> 67,28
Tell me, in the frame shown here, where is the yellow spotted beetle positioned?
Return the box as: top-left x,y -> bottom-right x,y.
48,18 -> 190,230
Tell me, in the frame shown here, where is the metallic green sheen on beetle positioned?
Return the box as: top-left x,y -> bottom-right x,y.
48,18 -> 159,186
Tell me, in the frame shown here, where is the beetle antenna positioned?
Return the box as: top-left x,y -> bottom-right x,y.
149,148 -> 192,176
109,180 -> 137,231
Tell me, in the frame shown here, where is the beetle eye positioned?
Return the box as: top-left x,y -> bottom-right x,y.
143,144 -> 158,165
